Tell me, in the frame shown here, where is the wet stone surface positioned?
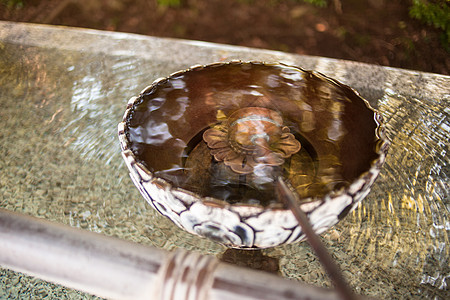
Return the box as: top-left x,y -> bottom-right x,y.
0,23 -> 449,299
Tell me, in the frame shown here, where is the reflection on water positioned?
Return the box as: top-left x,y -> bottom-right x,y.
127,63 -> 380,206
269,88 -> 450,298
0,43 -> 448,299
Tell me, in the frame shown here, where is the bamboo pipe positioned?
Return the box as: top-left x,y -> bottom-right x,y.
0,208 -> 346,300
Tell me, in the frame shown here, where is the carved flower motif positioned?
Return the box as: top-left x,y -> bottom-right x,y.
203,107 -> 301,174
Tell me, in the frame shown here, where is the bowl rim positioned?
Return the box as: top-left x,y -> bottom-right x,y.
118,60 -> 390,214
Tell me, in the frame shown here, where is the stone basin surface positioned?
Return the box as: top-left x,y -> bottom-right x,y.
0,21 -> 449,299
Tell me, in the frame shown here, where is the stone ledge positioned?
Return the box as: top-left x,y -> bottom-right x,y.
1,21 -> 448,105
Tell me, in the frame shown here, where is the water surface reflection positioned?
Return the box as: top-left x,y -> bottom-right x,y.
0,43 -> 448,299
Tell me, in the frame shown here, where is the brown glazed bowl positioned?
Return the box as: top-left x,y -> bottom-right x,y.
118,61 -> 389,249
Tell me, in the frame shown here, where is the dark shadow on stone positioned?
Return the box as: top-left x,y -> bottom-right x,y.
220,249 -> 280,274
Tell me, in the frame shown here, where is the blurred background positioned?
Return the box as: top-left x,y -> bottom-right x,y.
1,0 -> 449,75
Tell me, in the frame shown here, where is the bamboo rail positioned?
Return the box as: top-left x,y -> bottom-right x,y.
0,208 -> 347,300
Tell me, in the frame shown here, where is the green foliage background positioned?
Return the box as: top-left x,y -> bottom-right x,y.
1,0 -> 24,9
409,0 -> 450,47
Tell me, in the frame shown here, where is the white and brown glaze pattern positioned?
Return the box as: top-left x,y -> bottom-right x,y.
118,61 -> 389,249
